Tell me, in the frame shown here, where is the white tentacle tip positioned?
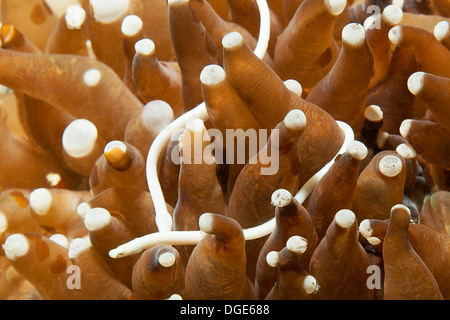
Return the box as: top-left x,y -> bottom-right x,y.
62,119 -> 99,158
379,154 -> 403,177
303,275 -> 318,294
121,14 -> 143,37
0,212 -> 8,235
407,72 -> 425,95
104,140 -> 127,164
388,26 -> 402,45
376,131 -> 389,149
68,237 -> 92,259
135,39 -> 155,56
391,204 -> 411,216
76,202 -> 92,220
4,234 -> 30,261
104,140 -> 127,155
109,248 -> 121,259
199,213 -> 215,234
286,235 -> 308,254
399,119 -> 412,138
84,207 -> 112,231
159,252 -> 176,267
46,173 -> 62,187
347,140 -> 368,161
382,5 -> 403,26
359,219 -> 373,238
29,188 -> 52,216
342,23 -> 366,47
434,21 -> 449,41
266,251 -> 279,268
364,105 -> 383,122
83,69 -> 102,87
49,234 -> 69,248
335,209 -> 356,228
284,109 -> 307,130
222,31 -> 244,49
396,143 -> 416,159
271,189 -> 293,208
284,79 -> 303,96
367,237 -> 381,245
65,4 -> 86,29
325,0 -> 347,16
200,64 -> 226,86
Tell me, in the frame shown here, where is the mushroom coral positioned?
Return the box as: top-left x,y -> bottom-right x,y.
0,0 -> 449,301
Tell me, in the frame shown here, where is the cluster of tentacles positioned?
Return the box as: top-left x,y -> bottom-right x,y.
0,0 -> 449,300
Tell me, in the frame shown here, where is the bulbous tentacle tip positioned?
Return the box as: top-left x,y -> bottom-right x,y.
266,250 -> 279,267
65,4 -> 86,30
271,189 -> 293,208
63,119 -> 99,158
121,14 -> 143,37
396,143 -> 416,159
68,237 -> 92,259
83,68 -> 102,87
364,105 -> 383,122
335,209 -> 356,228
286,235 -> 308,254
388,26 -> 402,45
399,119 -> 412,138
29,188 -> 52,216
84,207 -> 112,231
158,251 -> 176,268
222,31 -> 244,49
391,203 -> 411,216
200,64 -> 226,86
342,23 -> 366,47
359,219 -> 373,238
347,140 -> 368,161
284,79 -> 303,96
367,236 -> 381,245
284,109 -> 307,130
434,21 -> 449,41
4,234 -> 30,261
198,212 -> 215,234
135,38 -> 156,56
89,0 -> 131,23
407,71 -> 425,95
382,5 -> 404,26
378,154 -> 403,177
76,202 -> 92,220
167,294 -> 183,300
104,140 -> 127,164
303,275 -> 318,294
325,0 -> 347,16
389,204 -> 413,225
0,212 -> 8,235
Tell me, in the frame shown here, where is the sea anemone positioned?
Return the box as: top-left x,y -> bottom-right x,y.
0,0 -> 449,300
